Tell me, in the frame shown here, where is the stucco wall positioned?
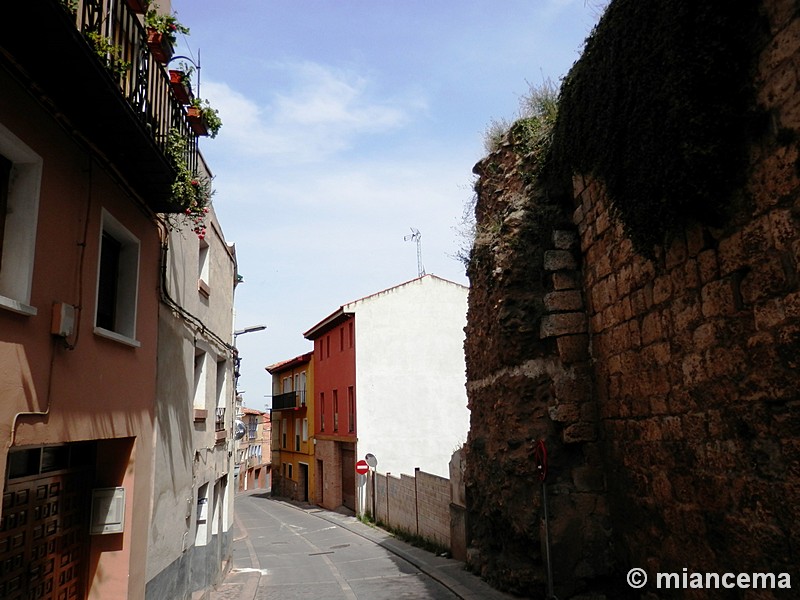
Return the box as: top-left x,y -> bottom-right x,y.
0,65 -> 160,600
352,275 -> 469,478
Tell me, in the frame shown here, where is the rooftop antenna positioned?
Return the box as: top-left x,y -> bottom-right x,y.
404,228 -> 425,277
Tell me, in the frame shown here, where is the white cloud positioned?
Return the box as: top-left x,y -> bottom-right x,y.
201,61 -> 419,164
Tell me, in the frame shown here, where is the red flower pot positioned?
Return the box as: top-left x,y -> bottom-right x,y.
169,70 -> 193,104
146,29 -> 173,64
186,106 -> 209,136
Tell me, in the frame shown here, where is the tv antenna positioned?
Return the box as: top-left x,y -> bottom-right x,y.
404,228 -> 425,277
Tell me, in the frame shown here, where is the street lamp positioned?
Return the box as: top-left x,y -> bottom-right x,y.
234,324 -> 267,338
233,325 -> 266,391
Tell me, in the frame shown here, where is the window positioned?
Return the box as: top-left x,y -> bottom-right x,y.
94,210 -> 140,344
302,418 -> 308,442
198,237 -> 210,297
298,371 -> 307,406
320,392 -> 325,431
216,359 -> 227,410
281,418 -> 287,448
193,350 -> 207,410
340,327 -> 344,351
326,335 -> 330,358
294,418 -> 300,451
333,389 -> 339,432
348,387 -> 355,433
0,123 -> 42,316
287,464 -> 293,479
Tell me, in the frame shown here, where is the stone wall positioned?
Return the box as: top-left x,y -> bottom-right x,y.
463,0 -> 800,597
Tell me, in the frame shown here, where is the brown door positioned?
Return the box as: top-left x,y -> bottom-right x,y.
340,444 -> 355,511
0,446 -> 92,600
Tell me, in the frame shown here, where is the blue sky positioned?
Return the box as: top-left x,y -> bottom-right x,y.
171,0 -> 604,408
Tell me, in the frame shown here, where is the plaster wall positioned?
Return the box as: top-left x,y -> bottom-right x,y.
0,65 -> 160,599
351,275 -> 469,478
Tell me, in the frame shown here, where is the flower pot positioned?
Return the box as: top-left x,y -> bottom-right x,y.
146,29 -> 173,64
125,0 -> 148,14
169,70 -> 193,104
186,106 -> 209,136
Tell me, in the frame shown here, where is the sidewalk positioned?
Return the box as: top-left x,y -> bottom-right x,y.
208,494 -> 519,600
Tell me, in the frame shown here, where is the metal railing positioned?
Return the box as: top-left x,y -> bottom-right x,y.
272,390 -> 306,411
73,0 -> 197,172
215,407 -> 225,432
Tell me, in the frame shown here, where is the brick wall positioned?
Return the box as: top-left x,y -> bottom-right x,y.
369,468 -> 452,549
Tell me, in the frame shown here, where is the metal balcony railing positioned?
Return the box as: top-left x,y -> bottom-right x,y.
271,390 -> 306,411
76,0 -> 198,174
1,0 -> 200,210
215,407 -> 225,432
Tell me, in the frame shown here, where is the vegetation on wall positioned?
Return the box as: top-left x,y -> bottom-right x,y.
546,0 -> 766,254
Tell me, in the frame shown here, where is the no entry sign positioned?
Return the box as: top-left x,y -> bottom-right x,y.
355,459 -> 369,475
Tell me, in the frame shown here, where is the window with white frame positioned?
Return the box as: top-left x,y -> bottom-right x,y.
0,123 -> 42,316
193,349 -> 207,410
94,210 -> 140,344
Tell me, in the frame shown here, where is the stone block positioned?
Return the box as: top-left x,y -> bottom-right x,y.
553,229 -> 578,250
553,271 -> 581,290
540,312 -> 587,338
544,250 -> 577,271
557,334 -> 590,364
700,280 -> 736,318
562,422 -> 597,443
544,290 -> 584,312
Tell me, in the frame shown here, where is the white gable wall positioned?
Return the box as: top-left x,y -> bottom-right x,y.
350,275 -> 469,478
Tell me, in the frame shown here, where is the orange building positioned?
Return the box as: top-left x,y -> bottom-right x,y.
267,352 -> 316,503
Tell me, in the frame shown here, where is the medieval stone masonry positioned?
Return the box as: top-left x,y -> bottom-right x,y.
463,1 -> 800,597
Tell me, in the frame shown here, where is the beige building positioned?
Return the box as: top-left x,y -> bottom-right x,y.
237,407 -> 271,492
146,204 -> 238,599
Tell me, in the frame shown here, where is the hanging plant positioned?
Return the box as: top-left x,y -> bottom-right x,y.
86,31 -> 131,78
165,129 -> 214,239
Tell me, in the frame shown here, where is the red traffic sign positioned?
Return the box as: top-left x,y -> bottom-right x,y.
355,459 -> 369,475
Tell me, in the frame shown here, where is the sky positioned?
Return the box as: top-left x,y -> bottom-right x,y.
170,0 -> 605,409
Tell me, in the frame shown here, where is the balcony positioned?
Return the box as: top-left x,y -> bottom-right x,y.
272,390 -> 306,411
0,0 -> 198,212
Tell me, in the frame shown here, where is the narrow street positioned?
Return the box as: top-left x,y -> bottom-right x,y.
210,491 -> 516,600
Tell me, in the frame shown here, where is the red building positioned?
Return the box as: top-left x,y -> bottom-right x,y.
303,312 -> 357,511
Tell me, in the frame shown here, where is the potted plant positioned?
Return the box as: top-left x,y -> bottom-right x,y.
168,64 -> 193,104
145,5 -> 189,63
186,98 -> 222,138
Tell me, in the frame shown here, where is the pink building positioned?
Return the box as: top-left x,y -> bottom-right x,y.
0,2 -> 234,598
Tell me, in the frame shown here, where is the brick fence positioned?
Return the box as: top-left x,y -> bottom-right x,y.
364,465 -> 455,551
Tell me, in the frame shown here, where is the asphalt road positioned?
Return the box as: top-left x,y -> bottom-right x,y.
219,492 -> 463,600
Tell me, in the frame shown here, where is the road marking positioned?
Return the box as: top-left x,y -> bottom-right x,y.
250,498 -> 358,600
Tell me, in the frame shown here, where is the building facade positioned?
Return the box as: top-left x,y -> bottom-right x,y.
0,1 -> 234,598
304,275 -> 470,513
145,205 -> 238,599
237,407 -> 271,492
267,352 -> 316,503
